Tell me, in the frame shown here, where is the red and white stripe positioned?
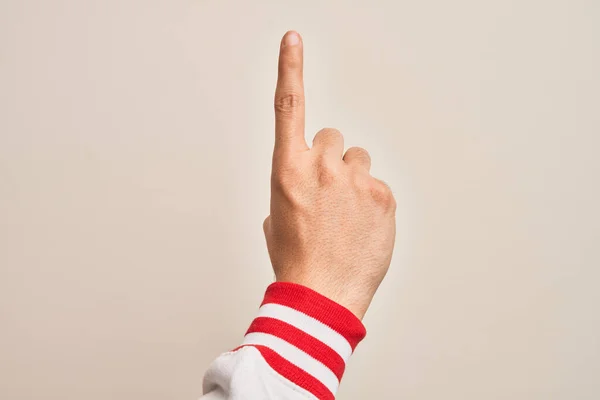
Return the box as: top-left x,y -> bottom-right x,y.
238,282 -> 366,400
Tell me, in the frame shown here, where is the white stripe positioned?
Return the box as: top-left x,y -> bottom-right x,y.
256,303 -> 353,362
243,332 -> 339,395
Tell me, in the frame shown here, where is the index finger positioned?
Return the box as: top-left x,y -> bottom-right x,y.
274,31 -> 308,154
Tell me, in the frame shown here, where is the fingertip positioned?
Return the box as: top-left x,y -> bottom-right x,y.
278,30 -> 304,72
281,31 -> 302,48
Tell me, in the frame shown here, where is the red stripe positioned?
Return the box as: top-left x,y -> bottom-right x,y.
246,317 -> 346,381
261,282 -> 367,350
236,344 -> 334,400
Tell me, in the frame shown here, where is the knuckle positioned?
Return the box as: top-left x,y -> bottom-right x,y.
315,158 -> 338,186
370,180 -> 395,209
349,146 -> 367,153
346,146 -> 370,160
352,172 -> 371,191
388,193 -> 398,212
358,147 -> 370,158
274,92 -> 303,114
315,127 -> 343,142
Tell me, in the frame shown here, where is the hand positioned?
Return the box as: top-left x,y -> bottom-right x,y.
263,31 -> 397,320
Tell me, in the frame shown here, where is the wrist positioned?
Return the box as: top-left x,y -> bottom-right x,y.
275,274 -> 373,320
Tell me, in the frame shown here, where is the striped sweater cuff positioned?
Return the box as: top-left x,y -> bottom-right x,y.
240,282 -> 367,400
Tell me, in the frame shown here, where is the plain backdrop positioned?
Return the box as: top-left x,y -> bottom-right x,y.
1,1 -> 599,399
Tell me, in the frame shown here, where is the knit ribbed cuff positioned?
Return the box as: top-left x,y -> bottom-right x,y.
238,282 -> 367,400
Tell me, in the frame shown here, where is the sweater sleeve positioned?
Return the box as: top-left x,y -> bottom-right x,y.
200,282 -> 367,400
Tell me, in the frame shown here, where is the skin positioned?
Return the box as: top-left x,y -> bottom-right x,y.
263,31 -> 397,320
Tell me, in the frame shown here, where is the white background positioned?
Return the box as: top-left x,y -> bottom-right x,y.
1,1 -> 598,399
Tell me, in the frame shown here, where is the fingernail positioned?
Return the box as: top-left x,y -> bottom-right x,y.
282,31 -> 300,47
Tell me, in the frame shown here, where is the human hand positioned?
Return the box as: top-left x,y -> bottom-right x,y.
263,31 -> 396,320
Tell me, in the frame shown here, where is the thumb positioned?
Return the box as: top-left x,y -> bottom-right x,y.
263,215 -> 272,237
